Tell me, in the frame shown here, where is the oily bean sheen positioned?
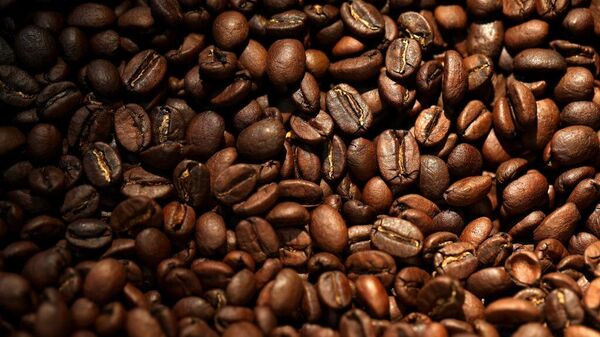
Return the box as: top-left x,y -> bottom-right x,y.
4,0 -> 600,335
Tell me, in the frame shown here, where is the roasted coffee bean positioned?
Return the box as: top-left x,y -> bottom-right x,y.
505,250 -> 542,286
327,84 -> 373,136
110,197 -> 162,234
82,142 -> 122,188
265,10 -> 307,38
66,219 -> 112,251
371,216 -> 423,258
122,166 -> 173,200
173,160 -> 210,208
442,50 -> 467,107
377,130 -> 420,190
385,38 -> 421,81
397,12 -> 433,50
67,105 -> 113,152
151,105 -> 186,145
237,118 -> 286,161
433,242 -> 478,280
15,25 -> 58,71
501,170 -> 548,217
486,299 -> 542,328
561,101 -> 600,129
194,211 -> 227,257
83,258 -> 126,304
270,268 -> 304,315
199,46 -> 238,80
533,203 -> 581,243
417,276 -> 465,320
0,65 -> 40,107
340,0 -> 384,39
444,176 -> 492,207
85,59 -> 121,98
267,39 -> 305,88
60,185 -> 99,222
36,81 -> 82,120
186,110 -> 225,158
310,204 -> 348,254
464,54 -> 494,92
513,48 -> 567,75
114,104 -> 151,153
317,271 -> 352,309
122,50 -> 167,95
292,72 -> 320,115
330,49 -> 383,83
162,201 -> 195,240
466,267 -> 513,298
414,106 -> 451,148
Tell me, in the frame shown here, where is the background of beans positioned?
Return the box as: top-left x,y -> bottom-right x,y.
0,0 -> 600,336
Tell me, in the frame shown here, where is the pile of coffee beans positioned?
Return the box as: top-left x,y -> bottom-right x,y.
1,0 -> 600,336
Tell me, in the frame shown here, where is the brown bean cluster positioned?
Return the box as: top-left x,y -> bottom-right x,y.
0,0 -> 600,337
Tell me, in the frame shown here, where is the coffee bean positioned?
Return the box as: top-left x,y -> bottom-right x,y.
444,175 -> 492,207
60,185 -> 100,222
173,160 -> 211,208
464,54 -> 494,92
267,39 -> 305,88
122,50 -> 167,95
433,242 -> 478,280
484,298 -> 542,325
237,118 -> 286,161
442,50 -> 467,106
36,81 -> 82,120
505,20 -> 549,52
310,204 -> 348,254
469,19 -> 505,59
397,12 -> 433,50
270,268 -> 304,315
66,219 -> 112,251
290,111 -> 334,146
340,0 -> 384,39
265,10 -> 307,39
83,258 -> 126,304
377,129 -> 420,190
417,276 -> 465,320
385,38 -> 421,81
213,11 -> 249,50
15,25 -> 58,71
82,142 -> 122,188
505,250 -> 542,286
114,104 -> 151,153
122,166 -> 173,200
0,65 -> 40,108
501,170 -> 549,217
414,106 -> 451,148
317,271 -> 352,309
327,83 -> 373,136
110,197 -> 162,234
513,48 -> 567,75
330,49 -> 383,83
533,203 -> 581,243
371,216 -> 423,258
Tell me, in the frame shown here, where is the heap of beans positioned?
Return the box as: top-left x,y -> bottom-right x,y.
1,0 -> 600,336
